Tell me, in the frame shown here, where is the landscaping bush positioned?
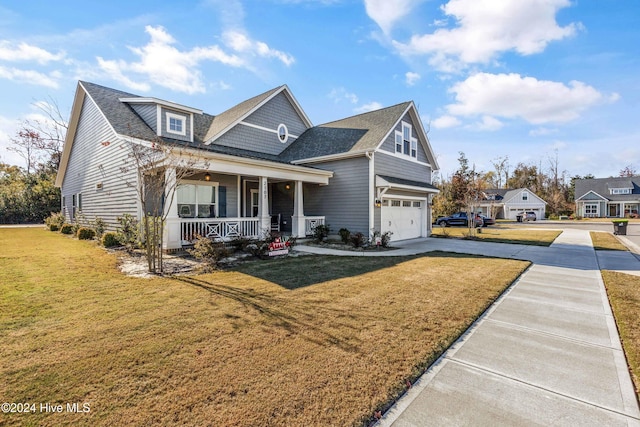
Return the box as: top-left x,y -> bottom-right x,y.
116,213 -> 139,249
77,227 -> 96,240
45,212 -> 65,231
312,224 -> 331,243
188,235 -> 231,268
338,228 -> 351,244
60,223 -> 74,234
350,232 -> 366,248
102,232 -> 121,248
372,230 -> 393,248
92,217 -> 106,238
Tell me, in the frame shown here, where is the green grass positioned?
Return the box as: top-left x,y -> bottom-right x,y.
431,226 -> 562,246
602,271 -> 640,399
0,228 -> 529,426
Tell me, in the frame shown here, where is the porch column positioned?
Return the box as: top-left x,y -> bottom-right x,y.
292,180 -> 305,237
163,167 -> 181,250
259,176 -> 270,234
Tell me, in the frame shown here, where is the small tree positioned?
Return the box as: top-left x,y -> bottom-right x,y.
118,136 -> 206,273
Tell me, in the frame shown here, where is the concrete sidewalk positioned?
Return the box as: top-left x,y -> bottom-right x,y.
297,230 -> 640,425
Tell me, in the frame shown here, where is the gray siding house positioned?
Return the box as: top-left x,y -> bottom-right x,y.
56,81 -> 440,249
478,188 -> 547,220
575,177 -> 640,218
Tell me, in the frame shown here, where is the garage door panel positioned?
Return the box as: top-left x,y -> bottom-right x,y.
381,199 -> 423,241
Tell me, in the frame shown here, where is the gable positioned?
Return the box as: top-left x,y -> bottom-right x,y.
576,190 -> 608,201
377,111 -> 429,164
503,188 -> 547,205
212,91 -> 309,156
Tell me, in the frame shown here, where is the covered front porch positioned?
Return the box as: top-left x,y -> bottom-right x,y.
162,154 -> 333,249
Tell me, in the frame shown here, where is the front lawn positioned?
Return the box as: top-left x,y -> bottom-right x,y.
430,226 -> 562,246
0,228 -> 528,426
590,231 -> 629,251
602,271 -> 640,398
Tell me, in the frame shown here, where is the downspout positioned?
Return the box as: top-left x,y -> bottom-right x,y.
366,151 -> 375,237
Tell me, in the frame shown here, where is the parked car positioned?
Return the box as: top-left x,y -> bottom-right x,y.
436,212 -> 484,227
478,214 -> 495,227
516,211 -> 537,222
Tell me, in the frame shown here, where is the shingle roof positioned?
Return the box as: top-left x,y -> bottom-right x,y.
575,177 -> 640,201
80,81 -> 215,144
378,175 -> 439,191
204,86 -> 283,143
279,102 -> 411,161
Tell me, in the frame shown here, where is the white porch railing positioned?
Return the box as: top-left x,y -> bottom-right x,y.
181,217 -> 261,242
304,216 -> 325,236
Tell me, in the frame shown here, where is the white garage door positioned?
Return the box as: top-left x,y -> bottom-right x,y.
381,199 -> 423,241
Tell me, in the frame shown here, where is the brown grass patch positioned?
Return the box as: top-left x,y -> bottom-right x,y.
431,226 -> 561,246
602,270 -> 640,398
0,228 -> 528,426
590,231 -> 629,251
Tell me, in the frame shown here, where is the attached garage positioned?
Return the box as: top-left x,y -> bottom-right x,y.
381,198 -> 424,241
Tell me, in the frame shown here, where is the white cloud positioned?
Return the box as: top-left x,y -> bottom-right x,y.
0,115 -> 25,166
432,114 -> 461,129
473,115 -> 503,131
97,25 -> 293,94
222,30 -> 294,66
445,72 -> 616,124
529,127 -> 558,137
0,65 -> 59,88
328,87 -> 359,104
393,0 -> 580,72
405,71 -> 421,86
355,101 -> 383,113
0,41 -> 65,64
364,0 -> 421,35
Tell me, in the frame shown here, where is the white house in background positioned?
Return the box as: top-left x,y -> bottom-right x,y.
478,188 -> 547,220
55,81 -> 440,249
575,177 -> 640,218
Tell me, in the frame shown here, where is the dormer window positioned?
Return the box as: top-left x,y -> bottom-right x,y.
610,188 -> 631,195
166,112 -> 186,136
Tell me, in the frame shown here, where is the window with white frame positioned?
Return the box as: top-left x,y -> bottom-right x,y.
166,112 -> 186,136
522,191 -> 528,201
585,203 -> 598,216
177,184 -> 217,218
610,188 -> 631,195
395,122 -> 418,158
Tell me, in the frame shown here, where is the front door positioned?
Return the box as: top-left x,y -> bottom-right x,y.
609,204 -> 618,217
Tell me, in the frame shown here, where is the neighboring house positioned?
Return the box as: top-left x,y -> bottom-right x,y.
575,177 -> 640,218
56,81 -> 440,249
478,188 -> 547,220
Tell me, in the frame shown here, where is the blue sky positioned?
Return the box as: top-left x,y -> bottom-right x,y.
1,0 -> 638,180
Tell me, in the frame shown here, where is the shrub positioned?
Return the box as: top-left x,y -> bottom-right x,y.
45,212 -> 65,231
312,224 -> 331,243
92,217 -> 106,238
60,224 -> 74,234
350,232 -> 366,248
102,232 -> 121,248
338,228 -> 351,244
188,235 -> 231,267
116,213 -> 139,249
77,227 -> 96,240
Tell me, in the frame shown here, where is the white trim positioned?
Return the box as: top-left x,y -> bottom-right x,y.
291,150 -> 368,165
166,111 -> 187,136
238,121 -> 299,139
156,105 -> 162,136
119,97 -> 202,114
382,194 -> 428,202
575,190 -> 608,202
376,148 -> 431,167
369,151 -> 375,235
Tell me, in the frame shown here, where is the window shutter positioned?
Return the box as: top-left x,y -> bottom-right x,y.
218,186 -> 227,217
